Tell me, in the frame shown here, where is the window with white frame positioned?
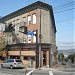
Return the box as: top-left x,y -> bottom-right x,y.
33,14 -> 36,24
33,31 -> 36,42
28,35 -> 31,43
0,23 -> 5,31
15,24 -> 19,33
28,15 -> 31,25
23,16 -> 26,25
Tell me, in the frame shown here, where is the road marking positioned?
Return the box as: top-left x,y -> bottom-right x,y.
0,73 -> 12,75
49,71 -> 53,75
26,70 -> 34,75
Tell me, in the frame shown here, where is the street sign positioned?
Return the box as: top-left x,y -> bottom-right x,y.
27,31 -> 34,36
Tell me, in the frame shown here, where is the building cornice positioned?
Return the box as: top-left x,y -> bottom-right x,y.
0,1 -> 56,32
0,1 -> 51,23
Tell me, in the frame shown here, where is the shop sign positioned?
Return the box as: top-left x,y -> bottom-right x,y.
2,52 -> 6,57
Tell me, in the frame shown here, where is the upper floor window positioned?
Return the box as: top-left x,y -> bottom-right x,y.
17,19 -> 19,21
0,23 -> 5,31
28,15 -> 31,25
23,16 -> 26,18
33,14 -> 36,24
23,16 -> 26,25
13,20 -> 15,22
15,24 -> 19,33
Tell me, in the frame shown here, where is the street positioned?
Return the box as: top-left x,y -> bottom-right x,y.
0,69 -> 74,75
0,68 -> 27,75
0,64 -> 29,75
0,63 -> 75,75
31,70 -> 75,75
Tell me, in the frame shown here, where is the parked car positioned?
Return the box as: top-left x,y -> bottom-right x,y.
1,59 -> 24,69
61,60 -> 66,65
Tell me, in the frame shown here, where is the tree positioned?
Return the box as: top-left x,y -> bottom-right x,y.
0,36 -> 7,59
0,36 -> 6,51
58,53 -> 64,61
68,53 -> 75,63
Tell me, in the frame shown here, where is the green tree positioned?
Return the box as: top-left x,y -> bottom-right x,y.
59,53 -> 64,61
0,37 -> 5,49
68,53 -> 75,63
0,36 -> 7,56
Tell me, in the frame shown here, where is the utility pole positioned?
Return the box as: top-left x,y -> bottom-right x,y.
35,29 -> 39,69
39,8 -> 42,69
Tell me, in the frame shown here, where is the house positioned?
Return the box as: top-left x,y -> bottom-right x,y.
0,1 -> 57,68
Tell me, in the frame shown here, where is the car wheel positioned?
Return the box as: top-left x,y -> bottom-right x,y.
1,64 -> 3,68
10,65 -> 13,69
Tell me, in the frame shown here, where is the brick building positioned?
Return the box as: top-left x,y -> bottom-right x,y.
0,1 -> 57,68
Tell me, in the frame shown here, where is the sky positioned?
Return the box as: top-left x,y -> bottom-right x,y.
0,0 -> 74,50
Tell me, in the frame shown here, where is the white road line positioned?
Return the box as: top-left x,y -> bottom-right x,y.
49,71 -> 53,75
26,70 -> 34,75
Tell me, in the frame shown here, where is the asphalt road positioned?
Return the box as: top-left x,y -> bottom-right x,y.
0,69 -> 74,75
0,68 -> 27,75
0,64 -> 29,75
0,63 -> 75,75
31,70 -> 75,75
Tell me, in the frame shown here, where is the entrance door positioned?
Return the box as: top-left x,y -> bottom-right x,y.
43,51 -> 46,66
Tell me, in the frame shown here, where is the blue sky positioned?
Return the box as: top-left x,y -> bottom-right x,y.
0,0 -> 74,50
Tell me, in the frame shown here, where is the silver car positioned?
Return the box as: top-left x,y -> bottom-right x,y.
1,59 -> 24,69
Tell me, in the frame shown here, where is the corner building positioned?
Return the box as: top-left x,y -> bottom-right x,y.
0,1 -> 57,68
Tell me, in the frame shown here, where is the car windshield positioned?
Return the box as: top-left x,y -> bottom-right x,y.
15,60 -> 22,62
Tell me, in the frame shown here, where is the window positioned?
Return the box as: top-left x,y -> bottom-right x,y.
15,24 -> 19,32
23,16 -> 26,22
33,14 -> 36,24
23,16 -> 26,18
33,36 -> 36,43
15,60 -> 22,62
28,35 -> 31,43
33,31 -> 36,43
28,15 -> 31,25
24,56 -> 29,60
0,23 -> 5,31
17,19 -> 19,21
13,20 -> 15,22
7,59 -> 14,62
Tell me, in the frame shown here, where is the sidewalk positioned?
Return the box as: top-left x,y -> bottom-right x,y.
26,64 -> 65,71
26,63 -> 74,71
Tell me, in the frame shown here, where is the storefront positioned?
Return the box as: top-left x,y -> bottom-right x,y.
6,43 -> 52,68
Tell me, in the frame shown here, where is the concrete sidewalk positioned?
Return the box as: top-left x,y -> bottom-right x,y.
26,63 -> 74,71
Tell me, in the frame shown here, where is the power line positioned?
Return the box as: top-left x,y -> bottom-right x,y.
54,8 -> 74,13
56,41 -> 75,44
37,11 -> 74,23
56,17 -> 74,23
54,1 -> 75,10
57,45 -> 74,47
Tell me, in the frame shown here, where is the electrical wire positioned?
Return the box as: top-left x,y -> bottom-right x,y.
54,8 -> 74,13
54,1 -> 75,10
56,17 -> 74,23
56,41 -> 75,44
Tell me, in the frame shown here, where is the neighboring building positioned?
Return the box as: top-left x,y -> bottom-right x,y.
0,1 -> 57,68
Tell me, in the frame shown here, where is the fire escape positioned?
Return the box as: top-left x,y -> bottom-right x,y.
4,22 -> 27,44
